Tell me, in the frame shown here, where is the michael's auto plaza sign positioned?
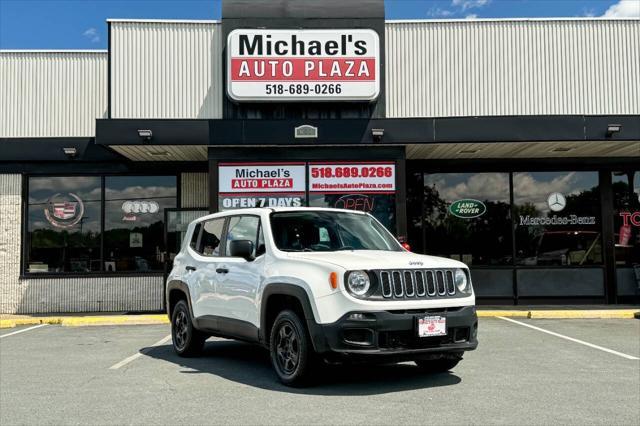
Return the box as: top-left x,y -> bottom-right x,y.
227,29 -> 380,101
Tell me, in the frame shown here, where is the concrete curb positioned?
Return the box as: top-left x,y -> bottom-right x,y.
478,309 -> 639,319
1,310 -> 638,329
0,315 -> 169,329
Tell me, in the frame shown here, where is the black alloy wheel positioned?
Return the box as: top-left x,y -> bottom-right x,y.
171,300 -> 205,357
269,310 -> 315,386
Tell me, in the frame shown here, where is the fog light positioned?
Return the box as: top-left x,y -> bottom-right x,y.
348,313 -> 375,321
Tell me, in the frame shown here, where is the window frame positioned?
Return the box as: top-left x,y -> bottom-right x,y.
224,214 -> 263,260
192,217 -> 227,258
22,173 -> 180,277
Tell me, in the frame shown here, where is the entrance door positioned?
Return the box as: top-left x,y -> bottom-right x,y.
163,209 -> 209,307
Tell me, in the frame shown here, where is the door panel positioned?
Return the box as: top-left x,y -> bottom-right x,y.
187,217 -> 226,319
218,215 -> 263,327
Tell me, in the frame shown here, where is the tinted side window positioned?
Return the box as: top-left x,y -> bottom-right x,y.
189,223 -> 201,250
226,216 -> 260,258
197,219 -> 225,256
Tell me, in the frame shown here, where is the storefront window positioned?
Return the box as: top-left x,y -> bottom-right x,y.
613,171 -> 640,266
422,173 -> 512,265
513,171 -> 602,266
27,177 -> 102,273
26,175 -> 177,274
308,193 -> 396,231
104,176 -> 177,272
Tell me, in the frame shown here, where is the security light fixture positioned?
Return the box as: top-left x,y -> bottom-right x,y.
147,150 -> 170,157
62,147 -> 77,158
371,128 -> 384,142
458,149 -> 480,154
606,124 -> 621,137
137,129 -> 153,141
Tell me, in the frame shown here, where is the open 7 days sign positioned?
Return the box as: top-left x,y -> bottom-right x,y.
227,29 -> 380,102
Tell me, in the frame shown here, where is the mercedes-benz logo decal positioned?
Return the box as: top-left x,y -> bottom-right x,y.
547,192 -> 567,212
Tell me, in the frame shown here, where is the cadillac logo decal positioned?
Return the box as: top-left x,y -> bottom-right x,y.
44,193 -> 84,229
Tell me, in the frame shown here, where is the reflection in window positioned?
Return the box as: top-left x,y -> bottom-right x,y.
104,176 -> 177,272
197,219 -> 224,257
613,171 -> 640,266
27,177 -> 102,273
422,173 -> 512,266
308,193 -> 396,232
513,172 -> 601,266
226,216 -> 260,257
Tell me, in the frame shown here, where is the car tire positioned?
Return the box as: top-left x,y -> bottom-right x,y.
171,300 -> 205,357
269,309 -> 315,387
414,355 -> 462,373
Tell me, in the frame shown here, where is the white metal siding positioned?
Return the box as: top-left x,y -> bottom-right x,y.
0,51 -> 107,137
181,173 -> 209,208
110,21 -> 223,119
386,19 -> 640,118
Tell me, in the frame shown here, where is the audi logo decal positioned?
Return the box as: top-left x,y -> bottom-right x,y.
121,200 -> 160,214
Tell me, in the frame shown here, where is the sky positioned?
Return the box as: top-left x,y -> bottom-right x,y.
0,0 -> 638,49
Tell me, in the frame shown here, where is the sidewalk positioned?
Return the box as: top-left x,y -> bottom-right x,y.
1,306 -> 638,328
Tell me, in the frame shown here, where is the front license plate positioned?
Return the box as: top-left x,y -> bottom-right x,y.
417,316 -> 447,338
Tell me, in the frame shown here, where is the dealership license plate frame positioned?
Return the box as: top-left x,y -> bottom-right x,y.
417,315 -> 447,338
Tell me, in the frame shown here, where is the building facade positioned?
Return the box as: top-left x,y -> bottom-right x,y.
1,0 -> 638,313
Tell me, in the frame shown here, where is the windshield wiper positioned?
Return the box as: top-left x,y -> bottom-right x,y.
336,246 -> 355,251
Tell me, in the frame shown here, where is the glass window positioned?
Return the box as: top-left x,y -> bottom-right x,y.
422,173 -> 512,266
270,211 -> 402,252
308,193 -> 396,232
513,171 -> 602,266
27,177 -> 102,273
189,223 -> 202,251
226,216 -> 260,257
104,176 -> 177,272
613,171 -> 640,266
197,219 -> 225,256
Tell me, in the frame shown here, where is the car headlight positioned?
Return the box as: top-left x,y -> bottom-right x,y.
454,269 -> 469,293
346,271 -> 370,296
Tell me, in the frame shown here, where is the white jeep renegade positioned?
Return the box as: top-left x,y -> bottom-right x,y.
167,207 -> 478,386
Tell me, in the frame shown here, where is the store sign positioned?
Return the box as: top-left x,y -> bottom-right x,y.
519,215 -> 596,226
218,162 -> 306,210
309,163 -> 395,193
620,211 -> 640,227
227,29 -> 380,102
44,193 -> 84,229
449,199 -> 486,219
333,194 -> 375,212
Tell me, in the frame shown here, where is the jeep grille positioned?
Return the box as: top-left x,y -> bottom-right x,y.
376,269 -> 458,300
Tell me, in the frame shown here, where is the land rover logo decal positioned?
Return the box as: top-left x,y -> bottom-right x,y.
449,199 -> 486,219
44,192 -> 85,229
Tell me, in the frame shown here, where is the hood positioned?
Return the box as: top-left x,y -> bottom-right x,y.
285,250 -> 467,270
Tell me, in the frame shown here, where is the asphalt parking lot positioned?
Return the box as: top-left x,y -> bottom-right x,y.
1,318 -> 639,425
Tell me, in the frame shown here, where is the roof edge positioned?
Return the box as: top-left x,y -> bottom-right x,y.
0,49 -> 107,54
386,17 -> 640,23
107,18 -> 220,24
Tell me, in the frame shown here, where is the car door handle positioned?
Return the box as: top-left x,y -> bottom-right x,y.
216,268 -> 229,274
185,266 -> 197,272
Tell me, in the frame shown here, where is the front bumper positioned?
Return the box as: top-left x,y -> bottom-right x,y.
313,306 -> 478,360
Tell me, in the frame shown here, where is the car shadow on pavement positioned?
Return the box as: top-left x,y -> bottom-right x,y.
144,339 -> 462,395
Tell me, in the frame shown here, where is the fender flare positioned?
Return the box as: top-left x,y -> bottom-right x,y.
260,283 -> 328,353
166,280 -> 195,322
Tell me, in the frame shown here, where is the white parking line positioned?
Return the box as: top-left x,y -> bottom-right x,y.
0,324 -> 47,339
109,334 -> 172,370
497,316 -> 640,361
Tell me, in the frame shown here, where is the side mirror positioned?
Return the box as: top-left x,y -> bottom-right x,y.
229,240 -> 254,261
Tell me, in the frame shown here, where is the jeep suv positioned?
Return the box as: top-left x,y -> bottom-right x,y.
167,207 -> 478,385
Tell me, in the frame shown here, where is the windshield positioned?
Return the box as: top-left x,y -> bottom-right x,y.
270,211 -> 403,252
